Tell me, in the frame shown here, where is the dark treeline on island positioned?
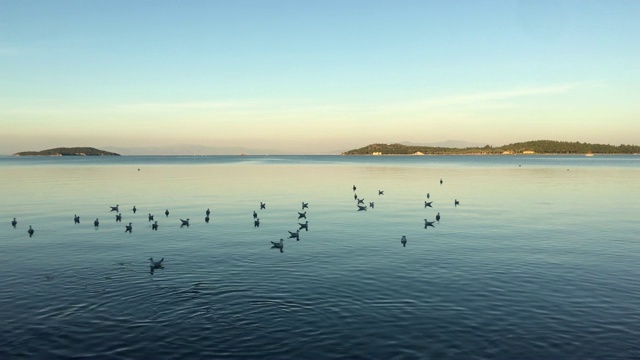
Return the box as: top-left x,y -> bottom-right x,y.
14,147 -> 120,156
342,140 -> 640,155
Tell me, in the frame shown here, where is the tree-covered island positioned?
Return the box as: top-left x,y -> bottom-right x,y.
13,147 -> 120,156
342,140 -> 640,155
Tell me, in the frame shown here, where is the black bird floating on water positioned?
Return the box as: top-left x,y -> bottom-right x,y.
357,205 -> 367,211
260,202 -> 266,210
165,209 -> 170,217
455,199 -> 460,207
298,221 -> 308,231
149,257 -> 164,274
369,202 -> 375,209
132,206 -> 137,214
125,222 -> 133,233
401,235 -> 407,247
288,230 -> 300,241
74,215 -> 80,224
206,208 -> 210,217
440,179 -> 443,185
180,219 -> 190,227
436,212 -> 441,223
205,215 -> 210,223
302,202 -> 309,209
253,211 -> 258,219
271,239 -> 284,252
110,205 -> 119,212
357,198 -> 364,204
425,201 -> 433,208
424,219 -> 435,228
116,213 -> 122,222
94,218 -> 100,228
379,190 -> 384,195
254,218 -> 260,228
152,221 -> 159,231
148,213 -> 154,222
11,217 -> 17,228
28,225 -> 34,237
298,211 -> 307,219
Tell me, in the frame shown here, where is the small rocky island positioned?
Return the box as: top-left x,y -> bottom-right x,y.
14,147 -> 120,156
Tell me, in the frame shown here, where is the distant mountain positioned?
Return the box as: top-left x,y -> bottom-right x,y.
14,147 -> 120,156
400,140 -> 488,148
102,144 -> 285,156
343,140 -> 640,155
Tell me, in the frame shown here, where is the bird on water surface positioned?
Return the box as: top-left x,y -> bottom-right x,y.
425,201 -> 433,208
254,218 -> 260,228
28,225 -> 34,237
298,211 -> 307,219
379,190 -> 384,195
298,221 -> 308,231
253,211 -> 258,219
165,209 -> 170,217
455,199 -> 460,207
180,219 -> 190,227
206,208 -> 210,217
357,205 -> 367,211
132,206 -> 137,214
205,215 -> 210,223
148,213 -> 154,222
149,257 -> 164,269
116,213 -> 122,222
110,205 -> 119,212
436,212 -> 441,223
302,202 -> 309,210
152,221 -> 159,231
424,219 -> 435,228
74,215 -> 80,224
94,218 -> 100,228
260,202 -> 266,210
12,218 -> 17,228
125,223 -> 133,233
288,230 -> 300,241
271,238 -> 284,249
401,235 -> 407,247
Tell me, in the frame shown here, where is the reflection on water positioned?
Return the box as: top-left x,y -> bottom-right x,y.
0,156 -> 639,359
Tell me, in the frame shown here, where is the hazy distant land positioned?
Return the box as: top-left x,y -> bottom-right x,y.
13,147 -> 120,156
343,140 -> 640,155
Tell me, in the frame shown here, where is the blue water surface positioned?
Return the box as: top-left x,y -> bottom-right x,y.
0,155 -> 639,359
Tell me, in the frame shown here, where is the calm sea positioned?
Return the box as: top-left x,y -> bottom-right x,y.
1,155 -> 639,360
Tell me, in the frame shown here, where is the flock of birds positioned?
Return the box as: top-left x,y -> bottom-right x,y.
9,178 -> 460,270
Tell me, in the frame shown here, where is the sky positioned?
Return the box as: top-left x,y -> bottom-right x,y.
1,0 -> 639,154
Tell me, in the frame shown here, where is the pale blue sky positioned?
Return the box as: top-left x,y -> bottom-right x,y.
1,0 -> 639,154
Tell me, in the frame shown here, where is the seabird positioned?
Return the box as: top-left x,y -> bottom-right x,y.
455,199 -> 460,206
110,205 -> 119,212
254,218 -> 260,227
11,218 -> 17,228
354,194 -> 358,200
353,185 -> 356,192
424,219 -> 435,228
401,235 -> 407,247
94,218 -> 100,227
116,213 -> 122,222
425,201 -> 433,208
440,179 -> 443,185
132,206 -> 137,214
357,205 -> 367,211
379,190 -> 384,195
148,213 -> 154,222
206,208 -> 210,217
436,212 -> 441,222
357,198 -> 364,204
260,202 -> 266,210
180,218 -> 190,227
152,221 -> 159,231
271,238 -> 284,249
27,225 -> 34,237
74,215 -> 80,224
253,211 -> 258,219
149,257 -> 164,268
298,221 -> 308,231
302,202 -> 309,209
427,193 -> 430,199
369,202 -> 374,209
288,230 -> 300,241
298,211 -> 307,219
205,215 -> 210,223
165,209 -> 170,217
125,222 -> 133,233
